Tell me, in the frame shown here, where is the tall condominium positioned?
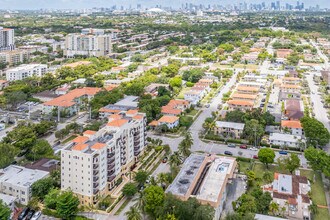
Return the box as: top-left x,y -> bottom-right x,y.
61,110 -> 146,205
0,27 -> 15,52
64,29 -> 112,57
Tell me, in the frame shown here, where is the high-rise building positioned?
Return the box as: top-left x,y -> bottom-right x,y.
61,110 -> 147,205
0,27 -> 15,52
64,29 -> 112,57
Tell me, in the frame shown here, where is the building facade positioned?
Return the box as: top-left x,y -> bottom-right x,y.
6,64 -> 47,81
64,33 -> 112,57
0,165 -> 49,205
0,50 -> 30,66
0,27 -> 15,52
61,110 -> 147,205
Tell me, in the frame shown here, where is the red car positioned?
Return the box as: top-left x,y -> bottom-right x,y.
240,145 -> 247,149
253,155 -> 259,159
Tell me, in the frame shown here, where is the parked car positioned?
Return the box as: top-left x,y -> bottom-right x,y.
18,207 -> 30,220
249,147 -> 258,151
239,145 -> 247,149
31,211 -> 41,220
224,151 -> 233,156
25,210 -> 35,220
162,157 -> 168,163
228,143 -> 236,148
253,155 -> 259,159
205,104 -> 210,108
279,150 -> 288,155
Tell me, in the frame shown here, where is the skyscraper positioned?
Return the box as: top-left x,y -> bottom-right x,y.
0,27 -> 15,52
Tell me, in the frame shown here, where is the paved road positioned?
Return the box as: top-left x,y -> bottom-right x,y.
310,40 -> 329,70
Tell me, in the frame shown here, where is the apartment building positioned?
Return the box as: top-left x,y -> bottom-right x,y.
161,99 -> 190,116
281,120 -> 303,136
0,165 -> 49,205
64,31 -> 112,57
166,154 -> 237,220
231,93 -> 258,103
214,121 -> 245,139
43,87 -> 101,116
227,100 -> 254,112
269,133 -> 304,148
0,27 -> 15,52
0,49 -> 30,66
236,85 -> 259,94
61,110 -> 146,205
6,64 -> 47,81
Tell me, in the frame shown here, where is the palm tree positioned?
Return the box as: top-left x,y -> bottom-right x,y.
309,201 -> 318,215
133,192 -> 146,220
125,207 -> 142,220
169,152 -> 181,168
269,202 -> 280,216
178,131 -> 193,158
178,141 -> 191,158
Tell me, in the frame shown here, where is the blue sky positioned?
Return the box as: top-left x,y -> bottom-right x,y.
0,0 -> 328,9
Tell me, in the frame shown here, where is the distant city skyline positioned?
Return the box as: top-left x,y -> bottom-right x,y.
0,0 -> 329,10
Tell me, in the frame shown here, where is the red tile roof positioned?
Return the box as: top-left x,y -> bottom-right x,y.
44,87 -> 101,107
107,119 -> 128,127
158,115 -> 179,124
72,136 -> 89,143
281,120 -> 302,129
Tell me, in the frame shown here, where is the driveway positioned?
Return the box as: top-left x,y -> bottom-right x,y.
222,177 -> 246,215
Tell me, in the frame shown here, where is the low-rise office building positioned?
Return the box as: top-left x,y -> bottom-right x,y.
166,154 -> 237,220
0,165 -> 49,205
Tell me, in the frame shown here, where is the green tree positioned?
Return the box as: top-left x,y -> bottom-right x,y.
0,199 -> 11,220
225,212 -> 255,220
3,125 -> 37,150
258,148 -> 275,168
192,205 -> 214,220
169,76 -> 182,88
26,139 -> 54,161
263,171 -> 273,184
125,206 -> 142,220
44,188 -> 60,209
31,177 -> 56,200
178,131 -> 193,158
300,117 -> 330,147
56,191 -> 80,219
123,183 -> 138,198
304,147 -> 330,177
225,110 -> 245,123
233,194 -> 257,215
278,153 -> 300,174
135,171 -> 149,187
4,91 -> 28,108
143,185 -> 165,217
243,119 -> 265,145
0,143 -> 18,168
269,202 -> 280,215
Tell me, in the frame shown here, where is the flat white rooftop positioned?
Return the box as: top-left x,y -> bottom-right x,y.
197,156 -> 236,203
0,165 -> 49,188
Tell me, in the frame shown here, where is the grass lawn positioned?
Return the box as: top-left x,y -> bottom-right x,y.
314,208 -> 330,220
176,87 -> 191,99
238,161 -> 251,174
252,163 -> 289,184
62,135 -> 77,144
233,64 -> 259,71
186,109 -> 198,117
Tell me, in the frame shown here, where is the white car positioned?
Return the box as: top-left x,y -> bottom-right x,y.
31,211 -> 41,220
249,147 -> 258,151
